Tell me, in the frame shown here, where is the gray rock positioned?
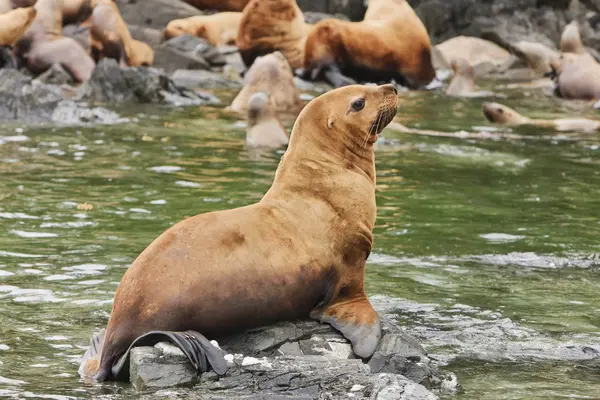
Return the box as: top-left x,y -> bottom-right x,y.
131,344 -> 199,390
303,11 -> 350,25
154,36 -> 229,74
78,59 -> 218,105
35,64 -> 75,86
298,0 -> 366,21
114,0 -> 200,31
594,100 -> 600,109
51,101 -> 129,125
128,25 -> 163,49
172,69 -> 242,89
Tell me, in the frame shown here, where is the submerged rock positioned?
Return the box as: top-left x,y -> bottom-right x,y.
78,59 -> 218,105
51,101 -> 129,125
129,307 -> 455,399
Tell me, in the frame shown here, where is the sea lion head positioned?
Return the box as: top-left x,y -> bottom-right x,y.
295,84 -> 398,147
163,18 -> 197,40
450,58 -> 474,78
247,91 -> 271,124
483,102 -> 524,125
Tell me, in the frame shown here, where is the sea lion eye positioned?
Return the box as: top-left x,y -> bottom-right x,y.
497,108 -> 503,114
351,98 -> 365,111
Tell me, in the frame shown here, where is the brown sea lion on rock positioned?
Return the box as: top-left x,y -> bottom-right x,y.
163,12 -> 241,47
236,0 -> 309,69
302,0 -> 435,88
484,102 -> 600,133
79,83 -> 399,382
183,0 -> 249,12
89,0 -> 153,66
550,52 -> 600,100
16,0 -> 94,81
246,92 -> 289,148
0,6 -> 36,45
230,51 -> 301,114
560,21 -> 585,55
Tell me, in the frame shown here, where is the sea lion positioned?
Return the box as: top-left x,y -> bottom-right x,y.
236,0 -> 309,69
550,52 -> 600,100
560,21 -> 585,55
0,6 -> 37,46
302,0 -> 435,88
183,0 -> 249,12
512,41 -> 558,75
0,0 -> 37,13
62,0 -> 95,25
16,0 -> 94,81
230,51 -> 301,114
483,102 -> 600,133
445,58 -> 494,98
163,12 -> 242,47
79,83 -> 399,382
246,92 -> 289,148
89,0 -> 154,66
436,36 -> 511,70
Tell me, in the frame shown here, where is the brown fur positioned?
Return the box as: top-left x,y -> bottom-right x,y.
0,6 -> 36,46
80,84 -> 399,381
236,0 -> 309,69
303,0 -> 435,86
183,0 -> 249,11
484,102 -> 600,133
551,53 -> 600,100
230,51 -> 301,114
163,12 -> 241,46
17,0 -> 94,81
89,0 -> 153,66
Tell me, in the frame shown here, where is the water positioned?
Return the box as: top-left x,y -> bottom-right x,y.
1,88 -> 600,399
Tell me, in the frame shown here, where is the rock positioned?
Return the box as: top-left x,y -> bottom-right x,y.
78,59 -> 218,105
128,25 -> 164,49
154,36 -> 228,74
51,100 -> 129,125
595,100 -> 600,109
297,0 -> 366,21
303,11 -> 350,25
171,69 -> 242,90
114,0 -> 200,31
35,64 -> 75,86
131,345 -> 200,390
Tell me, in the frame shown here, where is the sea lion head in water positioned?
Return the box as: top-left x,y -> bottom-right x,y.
246,91 -> 289,148
445,58 -> 475,97
560,21 -> 585,55
79,84 -> 398,382
483,102 -> 529,125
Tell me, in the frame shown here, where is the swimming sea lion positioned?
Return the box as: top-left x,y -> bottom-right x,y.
436,36 -> 511,70
560,21 -> 585,55
303,0 -> 435,88
550,52 -> 600,100
183,0 -> 249,12
236,0 -> 309,69
16,0 -> 94,81
79,83 -> 399,382
0,5 -> 36,46
163,12 -> 242,47
246,92 -> 289,148
230,51 -> 301,114
445,58 -> 493,98
89,0 -> 154,66
483,102 -> 600,133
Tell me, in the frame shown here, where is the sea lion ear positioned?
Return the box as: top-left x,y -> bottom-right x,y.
327,118 -> 334,129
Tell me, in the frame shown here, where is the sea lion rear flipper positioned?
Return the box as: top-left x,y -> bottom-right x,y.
310,297 -> 381,359
111,330 -> 227,381
78,328 -> 106,378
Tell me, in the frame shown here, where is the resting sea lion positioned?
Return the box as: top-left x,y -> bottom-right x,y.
230,51 -> 301,114
483,102 -> 600,133
89,0 -> 153,66
62,0 -> 95,25
16,0 -> 94,81
236,0 -> 309,69
79,83 -> 399,382
163,12 -> 241,47
0,6 -> 36,46
246,92 -> 289,148
183,0 -> 249,12
513,41 -> 558,75
0,0 -> 37,14
436,36 -> 511,69
560,21 -> 585,55
550,52 -> 600,100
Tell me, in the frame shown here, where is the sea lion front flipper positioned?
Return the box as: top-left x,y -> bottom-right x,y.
310,297 -> 381,358
110,330 -> 227,381
323,64 -> 356,88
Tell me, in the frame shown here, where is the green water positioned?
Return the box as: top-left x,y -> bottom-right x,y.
1,89 -> 600,399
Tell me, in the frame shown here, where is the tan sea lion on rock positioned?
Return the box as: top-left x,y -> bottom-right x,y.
436,36 -> 511,70
560,21 -> 585,55
302,0 -> 435,88
550,52 -> 600,100
483,102 -> 600,133
0,0 -> 37,14
246,92 -> 289,148
236,0 -> 309,69
79,83 -> 399,382
16,0 -> 94,82
163,12 -> 241,47
183,0 -> 249,12
0,6 -> 36,46
89,0 -> 153,66
230,51 -> 301,114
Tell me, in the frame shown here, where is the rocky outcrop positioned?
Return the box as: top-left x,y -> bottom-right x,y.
298,0 -> 366,21
114,0 -> 200,31
127,300 -> 458,399
412,0 -> 600,53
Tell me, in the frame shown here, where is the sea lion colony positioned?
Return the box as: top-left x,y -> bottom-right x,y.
0,0 -> 596,385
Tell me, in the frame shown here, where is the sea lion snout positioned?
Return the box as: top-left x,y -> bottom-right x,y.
379,83 -> 398,96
